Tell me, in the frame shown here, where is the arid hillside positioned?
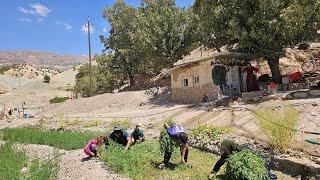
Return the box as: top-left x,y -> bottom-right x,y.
0,50 -> 86,71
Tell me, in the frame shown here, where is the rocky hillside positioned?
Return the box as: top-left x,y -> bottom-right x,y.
0,50 -> 86,71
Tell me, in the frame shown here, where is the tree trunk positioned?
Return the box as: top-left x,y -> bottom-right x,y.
267,57 -> 282,84
129,73 -> 135,86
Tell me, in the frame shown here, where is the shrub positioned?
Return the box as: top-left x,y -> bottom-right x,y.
49,96 -> 69,104
226,149 -> 267,180
255,106 -> 299,151
43,75 -> 51,83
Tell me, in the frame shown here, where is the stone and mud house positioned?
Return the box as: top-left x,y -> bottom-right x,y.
169,47 -> 256,103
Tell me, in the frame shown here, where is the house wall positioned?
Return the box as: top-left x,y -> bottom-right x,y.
171,60 -> 218,103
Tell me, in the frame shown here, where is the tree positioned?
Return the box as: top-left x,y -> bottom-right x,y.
74,55 -> 120,97
43,74 -> 50,83
100,0 -> 199,85
74,65 -> 98,97
139,0 -> 199,72
194,0 -> 320,83
95,54 -> 120,92
101,0 -> 143,85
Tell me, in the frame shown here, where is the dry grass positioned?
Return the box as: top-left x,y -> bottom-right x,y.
84,119 -> 103,128
255,105 -> 299,151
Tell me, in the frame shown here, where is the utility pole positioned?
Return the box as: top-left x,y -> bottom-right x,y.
86,17 -> 93,97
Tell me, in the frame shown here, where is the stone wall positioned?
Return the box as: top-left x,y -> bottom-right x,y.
171,82 -> 218,103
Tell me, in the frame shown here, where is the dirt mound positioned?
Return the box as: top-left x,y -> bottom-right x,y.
44,90 -> 152,116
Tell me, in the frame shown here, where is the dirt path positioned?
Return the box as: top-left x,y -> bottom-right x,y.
58,149 -> 129,180
13,143 -> 129,180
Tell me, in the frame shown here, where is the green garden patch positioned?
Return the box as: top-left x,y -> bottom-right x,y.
1,127 -> 97,150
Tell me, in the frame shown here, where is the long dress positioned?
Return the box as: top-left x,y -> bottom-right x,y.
243,66 -> 259,92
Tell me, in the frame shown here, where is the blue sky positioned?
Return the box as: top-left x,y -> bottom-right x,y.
0,0 -> 195,56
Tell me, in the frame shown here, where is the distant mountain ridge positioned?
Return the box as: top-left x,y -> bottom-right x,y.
0,50 -> 87,70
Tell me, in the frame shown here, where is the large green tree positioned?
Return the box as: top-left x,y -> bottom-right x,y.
101,0 -> 145,85
74,55 -> 119,97
194,0 -> 320,83
100,0 -> 199,85
138,0 -> 199,72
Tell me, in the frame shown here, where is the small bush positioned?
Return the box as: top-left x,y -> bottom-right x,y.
1,128 -> 97,150
49,96 -> 69,104
226,149 -> 267,180
43,75 -> 51,83
255,106 -> 299,151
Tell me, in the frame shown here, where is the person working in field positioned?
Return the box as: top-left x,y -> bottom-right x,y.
105,126 -> 132,150
84,136 -> 105,157
131,123 -> 145,144
208,139 -> 277,180
160,123 -> 189,167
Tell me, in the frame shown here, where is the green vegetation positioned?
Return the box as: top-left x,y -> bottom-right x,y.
99,140 -> 217,180
0,143 -> 28,179
255,106 -> 299,151
190,125 -> 234,141
27,160 -> 55,180
43,74 -> 51,83
226,149 -> 267,180
194,0 -> 320,83
1,128 -> 97,150
0,143 -> 57,180
74,57 -> 119,97
49,96 -> 69,104
159,119 -> 177,154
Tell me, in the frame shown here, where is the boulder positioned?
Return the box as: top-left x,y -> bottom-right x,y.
309,90 -> 320,97
283,94 -> 294,100
293,92 -> 309,99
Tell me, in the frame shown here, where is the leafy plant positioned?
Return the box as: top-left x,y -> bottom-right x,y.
49,96 -> 69,104
226,149 -> 268,180
159,119 -> 177,153
255,106 -> 298,151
